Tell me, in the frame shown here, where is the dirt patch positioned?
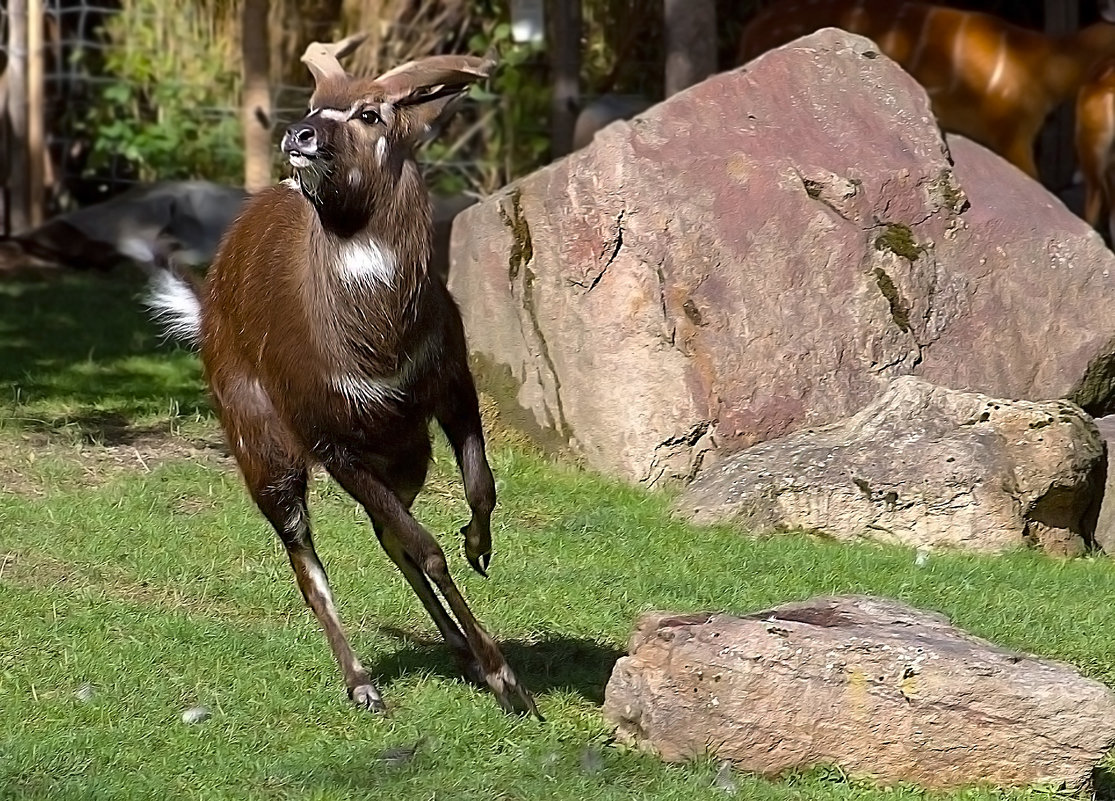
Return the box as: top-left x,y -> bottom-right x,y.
86,426 -> 233,475
0,452 -> 48,498
0,549 -> 272,625
0,423 -> 233,495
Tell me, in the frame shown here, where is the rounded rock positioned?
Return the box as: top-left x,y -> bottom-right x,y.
181,705 -> 211,724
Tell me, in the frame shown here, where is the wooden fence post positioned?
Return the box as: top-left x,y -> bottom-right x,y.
663,0 -> 717,97
7,0 -> 30,234
546,0 -> 581,160
242,0 -> 272,193
28,0 -> 44,227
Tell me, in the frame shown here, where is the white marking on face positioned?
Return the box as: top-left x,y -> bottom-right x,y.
376,137 -> 387,166
281,177 -> 300,190
347,167 -> 362,185
308,100 -> 363,123
311,107 -> 349,122
335,238 -> 396,286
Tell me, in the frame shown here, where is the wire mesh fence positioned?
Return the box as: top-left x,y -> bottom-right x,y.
0,0 -> 535,237
0,0 -> 308,217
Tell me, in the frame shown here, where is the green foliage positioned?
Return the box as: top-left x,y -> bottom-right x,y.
480,22 -> 551,177
421,18 -> 550,195
77,1 -> 244,184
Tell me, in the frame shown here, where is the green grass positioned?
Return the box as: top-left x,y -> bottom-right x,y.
3,273 -> 1115,799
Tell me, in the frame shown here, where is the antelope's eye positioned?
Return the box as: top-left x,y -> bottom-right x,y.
359,108 -> 381,125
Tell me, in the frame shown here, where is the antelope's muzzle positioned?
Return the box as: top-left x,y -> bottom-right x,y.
282,122 -> 321,168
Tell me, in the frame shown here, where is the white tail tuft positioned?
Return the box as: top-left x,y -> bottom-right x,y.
146,268 -> 203,346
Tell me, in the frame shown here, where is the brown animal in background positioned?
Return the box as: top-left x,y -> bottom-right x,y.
1076,58 -> 1115,241
737,0 -> 1115,180
146,36 -> 539,718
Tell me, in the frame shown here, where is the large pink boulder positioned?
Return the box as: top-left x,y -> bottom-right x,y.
449,29 -> 1115,485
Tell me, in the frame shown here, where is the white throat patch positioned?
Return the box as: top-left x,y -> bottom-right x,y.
335,239 -> 396,287
330,372 -> 404,407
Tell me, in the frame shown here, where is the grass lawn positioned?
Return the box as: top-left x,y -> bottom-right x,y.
4,272 -> 1115,800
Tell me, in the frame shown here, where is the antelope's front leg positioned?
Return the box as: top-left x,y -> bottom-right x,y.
233,431 -> 385,714
436,375 -> 496,576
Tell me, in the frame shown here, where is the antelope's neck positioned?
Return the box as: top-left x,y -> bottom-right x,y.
1057,23 -> 1115,94
296,167 -> 434,377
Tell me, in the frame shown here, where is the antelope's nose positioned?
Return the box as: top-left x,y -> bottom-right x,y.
282,123 -> 318,156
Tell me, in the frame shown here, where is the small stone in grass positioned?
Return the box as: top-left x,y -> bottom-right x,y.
181,705 -> 210,724
74,682 -> 95,702
579,746 -> 604,774
713,761 -> 738,795
374,740 -> 422,768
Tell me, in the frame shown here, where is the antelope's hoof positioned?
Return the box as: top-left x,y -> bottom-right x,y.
458,656 -> 487,688
466,549 -> 491,577
462,524 -> 491,577
487,664 -> 543,721
350,683 -> 388,715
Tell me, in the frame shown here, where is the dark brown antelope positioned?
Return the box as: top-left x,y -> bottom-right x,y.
146,36 -> 538,718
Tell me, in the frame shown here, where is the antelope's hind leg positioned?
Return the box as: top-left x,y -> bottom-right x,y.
328,460 -> 539,718
434,371 -> 496,577
372,518 -> 486,686
222,389 -> 385,712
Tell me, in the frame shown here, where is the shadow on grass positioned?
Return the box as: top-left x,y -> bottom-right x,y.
0,271 -> 207,428
277,631 -> 626,797
12,409 -> 227,453
1095,765 -> 1115,800
367,625 -> 624,705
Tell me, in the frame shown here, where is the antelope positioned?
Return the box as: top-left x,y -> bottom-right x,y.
737,0 -> 1115,180
1075,58 -> 1115,241
145,37 -> 539,718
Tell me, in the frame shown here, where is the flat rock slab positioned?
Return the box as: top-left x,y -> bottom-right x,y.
678,376 -> 1105,555
603,596 -> 1115,791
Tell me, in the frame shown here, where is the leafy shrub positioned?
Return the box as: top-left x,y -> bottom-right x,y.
78,0 -> 244,184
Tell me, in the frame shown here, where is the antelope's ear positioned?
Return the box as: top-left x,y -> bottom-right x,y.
374,56 -> 495,140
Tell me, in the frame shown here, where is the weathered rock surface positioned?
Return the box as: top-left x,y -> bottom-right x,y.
603,596 -> 1115,791
448,29 -> 1115,486
677,376 -> 1105,555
